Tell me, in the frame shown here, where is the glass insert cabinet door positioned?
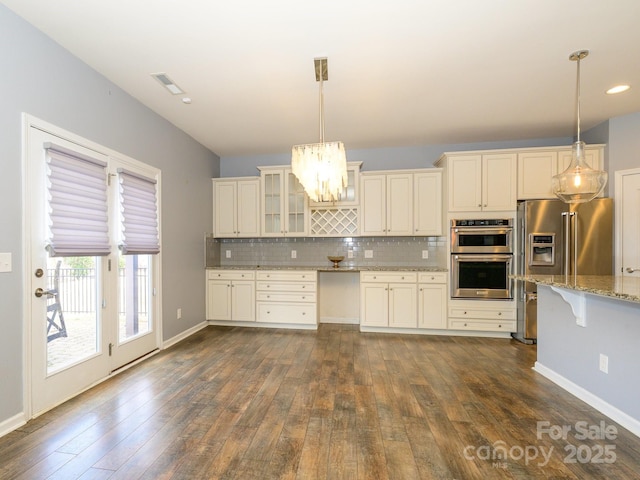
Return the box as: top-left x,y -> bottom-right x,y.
259,167 -> 308,236
287,171 -> 307,235
262,171 -> 282,235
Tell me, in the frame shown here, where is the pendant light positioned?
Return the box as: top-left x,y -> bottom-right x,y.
552,50 -> 608,203
291,57 -> 348,202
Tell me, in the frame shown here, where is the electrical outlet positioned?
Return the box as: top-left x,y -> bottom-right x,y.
348,249 -> 354,259
422,250 -> 429,259
364,250 -> 373,258
177,308 -> 182,320
291,250 -> 297,259
599,354 -> 609,373
225,250 -> 231,258
0,253 -> 11,273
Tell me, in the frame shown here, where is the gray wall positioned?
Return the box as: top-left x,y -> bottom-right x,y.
608,112 -> 640,199
219,137 -> 574,177
0,6 -> 219,423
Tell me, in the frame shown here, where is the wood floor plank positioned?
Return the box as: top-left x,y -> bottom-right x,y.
3,324 -> 640,479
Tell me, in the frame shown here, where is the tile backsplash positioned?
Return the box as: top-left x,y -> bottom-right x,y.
208,236 -> 447,268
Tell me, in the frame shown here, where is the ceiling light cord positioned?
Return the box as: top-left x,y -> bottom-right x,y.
319,76 -> 325,144
575,54 -> 582,144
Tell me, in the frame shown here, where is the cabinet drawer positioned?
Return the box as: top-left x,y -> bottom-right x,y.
360,272 -> 417,283
449,319 -> 516,332
207,270 -> 255,280
417,272 -> 447,284
449,306 -> 515,320
256,302 -> 317,324
256,271 -> 316,282
256,291 -> 316,303
256,281 -> 316,293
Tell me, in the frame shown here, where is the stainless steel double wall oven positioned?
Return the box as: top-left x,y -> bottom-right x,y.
450,219 -> 514,299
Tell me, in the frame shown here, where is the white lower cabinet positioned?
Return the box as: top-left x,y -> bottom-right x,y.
206,270 -> 255,321
360,272 -> 417,328
418,272 -> 448,329
448,300 -> 516,332
256,270 -> 317,325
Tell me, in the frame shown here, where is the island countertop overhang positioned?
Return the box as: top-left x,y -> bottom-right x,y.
511,274 -> 640,304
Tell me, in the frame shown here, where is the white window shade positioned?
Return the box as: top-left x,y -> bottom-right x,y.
45,143 -> 110,257
119,169 -> 160,255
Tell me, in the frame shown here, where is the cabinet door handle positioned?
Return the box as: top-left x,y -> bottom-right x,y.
498,312 -> 502,316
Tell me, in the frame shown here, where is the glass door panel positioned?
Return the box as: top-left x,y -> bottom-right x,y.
46,256 -> 100,374
119,254 -> 152,342
287,172 -> 306,234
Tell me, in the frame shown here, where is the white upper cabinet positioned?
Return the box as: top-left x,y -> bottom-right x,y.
259,167 -> 309,237
414,170 -> 443,236
360,169 -> 442,236
361,172 -> 413,236
212,178 -> 260,238
442,153 -> 516,212
517,145 -> 603,200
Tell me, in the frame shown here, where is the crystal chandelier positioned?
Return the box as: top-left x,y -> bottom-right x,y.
291,57 -> 348,202
551,50 -> 608,203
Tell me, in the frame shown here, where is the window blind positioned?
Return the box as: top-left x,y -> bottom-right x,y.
118,169 -> 160,255
45,143 -> 110,257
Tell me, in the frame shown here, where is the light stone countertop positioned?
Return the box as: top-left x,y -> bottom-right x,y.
512,274 -> 640,304
207,265 -> 448,273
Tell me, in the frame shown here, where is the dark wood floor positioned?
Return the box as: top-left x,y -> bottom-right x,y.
1,324 -> 639,479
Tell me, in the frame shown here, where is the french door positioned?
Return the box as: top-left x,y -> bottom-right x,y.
25,117 -> 161,417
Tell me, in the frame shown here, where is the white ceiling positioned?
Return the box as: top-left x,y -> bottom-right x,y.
3,0 -> 640,157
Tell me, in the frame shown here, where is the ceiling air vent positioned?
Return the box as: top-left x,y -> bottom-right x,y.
151,73 -> 184,95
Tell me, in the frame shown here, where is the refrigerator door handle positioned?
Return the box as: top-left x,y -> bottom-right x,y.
572,211 -> 578,276
562,212 -> 571,274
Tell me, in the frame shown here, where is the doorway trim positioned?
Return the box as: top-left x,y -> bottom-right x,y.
614,167 -> 640,275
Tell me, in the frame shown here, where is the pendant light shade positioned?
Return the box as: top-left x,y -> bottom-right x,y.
291,58 -> 348,202
552,50 -> 608,203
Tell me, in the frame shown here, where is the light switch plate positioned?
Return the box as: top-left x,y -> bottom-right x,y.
364,250 -> 373,258
0,253 -> 11,273
225,250 -> 231,258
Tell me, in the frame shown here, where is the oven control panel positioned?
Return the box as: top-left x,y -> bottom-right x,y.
452,219 -> 512,227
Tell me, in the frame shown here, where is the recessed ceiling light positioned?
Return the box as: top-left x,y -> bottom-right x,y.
151,72 -> 185,95
182,97 -> 192,104
606,85 -> 630,95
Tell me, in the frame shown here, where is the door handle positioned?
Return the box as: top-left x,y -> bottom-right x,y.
34,288 -> 54,298
626,267 -> 640,273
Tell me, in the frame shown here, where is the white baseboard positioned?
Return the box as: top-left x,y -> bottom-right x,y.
320,316 -> 359,325
208,320 -> 317,331
359,326 -> 511,338
163,321 -> 209,349
534,362 -> 640,438
0,412 -> 26,438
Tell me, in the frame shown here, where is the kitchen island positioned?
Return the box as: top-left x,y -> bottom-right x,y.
513,274 -> 640,438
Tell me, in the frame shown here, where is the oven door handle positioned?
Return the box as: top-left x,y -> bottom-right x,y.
453,228 -> 512,235
453,254 -> 513,261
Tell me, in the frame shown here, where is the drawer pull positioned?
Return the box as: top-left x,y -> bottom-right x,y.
302,296 -> 305,299
302,286 -> 306,289
267,311 -> 271,314
464,323 -> 468,327
267,295 -> 270,299
302,312 -> 306,315
401,276 -> 405,280
498,324 -> 502,328
463,311 -> 467,315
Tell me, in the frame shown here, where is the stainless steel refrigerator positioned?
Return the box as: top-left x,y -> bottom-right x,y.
513,198 -> 613,344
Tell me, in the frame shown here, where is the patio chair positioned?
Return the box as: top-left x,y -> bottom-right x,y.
47,260 -> 68,342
